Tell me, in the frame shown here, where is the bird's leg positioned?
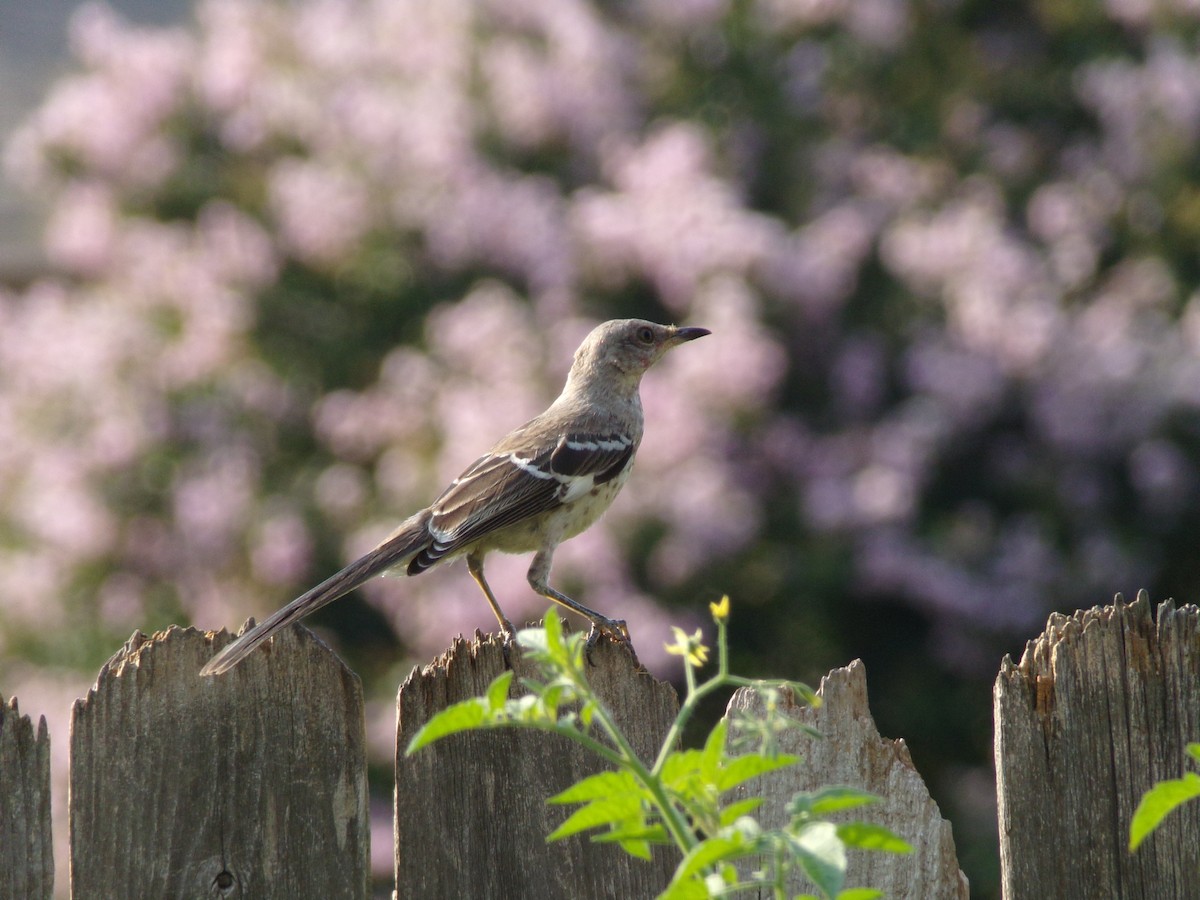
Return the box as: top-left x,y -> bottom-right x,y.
526,550 -> 632,652
467,552 -> 517,643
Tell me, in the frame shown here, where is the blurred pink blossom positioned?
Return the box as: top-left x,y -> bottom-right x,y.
269,160 -> 374,266
572,125 -> 782,307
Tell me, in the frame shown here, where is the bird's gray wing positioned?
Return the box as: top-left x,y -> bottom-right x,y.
408,431 -> 635,572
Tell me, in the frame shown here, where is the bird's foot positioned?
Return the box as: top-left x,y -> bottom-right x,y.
584,617 -> 637,666
499,618 -> 518,666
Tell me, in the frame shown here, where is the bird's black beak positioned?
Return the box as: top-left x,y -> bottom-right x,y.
672,326 -> 711,343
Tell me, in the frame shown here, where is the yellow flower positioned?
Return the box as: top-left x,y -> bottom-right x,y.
665,626 -> 710,667
710,595 -> 730,621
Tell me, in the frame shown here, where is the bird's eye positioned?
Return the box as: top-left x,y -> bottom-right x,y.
636,326 -> 655,344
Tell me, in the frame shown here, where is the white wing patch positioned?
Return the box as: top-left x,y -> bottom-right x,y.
559,473 -> 596,503
509,450 -> 597,504
508,452 -> 557,480
564,437 -> 631,452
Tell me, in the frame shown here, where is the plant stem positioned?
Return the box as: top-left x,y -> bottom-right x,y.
563,656 -> 697,853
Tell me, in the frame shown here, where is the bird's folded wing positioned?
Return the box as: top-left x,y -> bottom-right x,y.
412,431 -> 635,569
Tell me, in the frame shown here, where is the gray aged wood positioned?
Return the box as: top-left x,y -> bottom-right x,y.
728,659 -> 969,899
0,695 -> 53,899
995,592 -> 1200,900
70,623 -> 368,899
395,632 -> 680,899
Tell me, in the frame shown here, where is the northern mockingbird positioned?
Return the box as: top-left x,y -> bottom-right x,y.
200,319 -> 709,675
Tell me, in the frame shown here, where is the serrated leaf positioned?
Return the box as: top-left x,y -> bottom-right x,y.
673,833 -> 750,881
485,670 -> 513,710
657,874 -> 713,900
790,821 -> 846,898
509,693 -> 543,720
540,681 -> 572,713
549,769 -> 640,804
726,814 -> 762,841
791,785 -> 880,818
517,626 -> 548,654
580,698 -> 597,727
715,752 -> 800,791
592,823 -> 670,846
617,837 -> 653,860
701,718 -> 728,774
547,796 -> 642,842
660,749 -> 704,786
404,698 -> 490,754
718,796 -> 764,826
836,822 -> 912,853
1129,771 -> 1200,850
544,608 -> 563,646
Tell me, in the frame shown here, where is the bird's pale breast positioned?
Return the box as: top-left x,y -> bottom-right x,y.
475,463 -> 632,556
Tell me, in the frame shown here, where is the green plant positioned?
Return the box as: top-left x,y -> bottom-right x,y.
1129,743 -> 1200,853
406,598 -> 911,899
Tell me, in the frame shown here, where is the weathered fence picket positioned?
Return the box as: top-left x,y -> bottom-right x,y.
995,593 -> 1200,900
728,660 -> 970,899
394,633 -> 680,899
0,696 -> 53,900
69,624 -> 368,899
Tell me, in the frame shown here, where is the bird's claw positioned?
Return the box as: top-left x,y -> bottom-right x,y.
499,621 -> 518,666
585,616 -> 629,645
584,617 -> 636,665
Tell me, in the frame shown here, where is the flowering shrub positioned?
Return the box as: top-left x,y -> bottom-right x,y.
9,0 -> 1200,892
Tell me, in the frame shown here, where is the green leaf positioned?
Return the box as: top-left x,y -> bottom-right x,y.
657,874 -> 713,900
715,752 -> 800,792
1129,771 -> 1200,850
660,748 -> 704,782
591,822 -> 670,846
617,838 -> 652,860
590,826 -> 659,859
549,770 -> 640,804
790,786 -> 880,818
539,680 -> 573,714
791,681 -> 821,707
547,796 -> 643,842
486,670 -> 513,710
672,833 -> 752,882
580,698 -> 597,727
404,697 -> 490,754
789,821 -> 846,899
718,796 -> 764,826
1186,743 -> 1200,765
517,626 -> 548,654
702,718 -> 729,773
835,889 -> 884,900
544,607 -> 563,646
836,822 -> 912,854
509,693 -> 544,721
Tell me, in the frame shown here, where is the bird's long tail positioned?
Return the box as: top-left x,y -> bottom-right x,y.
199,512 -> 432,676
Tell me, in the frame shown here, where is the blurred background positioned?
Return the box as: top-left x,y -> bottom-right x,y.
6,1 -> 1200,896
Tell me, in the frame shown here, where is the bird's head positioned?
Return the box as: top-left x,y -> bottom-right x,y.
568,319 -> 710,388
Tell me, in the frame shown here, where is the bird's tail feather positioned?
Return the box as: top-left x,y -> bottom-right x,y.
199,512 -> 431,676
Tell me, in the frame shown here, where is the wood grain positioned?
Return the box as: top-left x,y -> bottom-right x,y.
995,592 -> 1200,900
70,624 -> 368,899
394,632 -> 679,899
0,695 -> 53,899
728,659 -> 969,899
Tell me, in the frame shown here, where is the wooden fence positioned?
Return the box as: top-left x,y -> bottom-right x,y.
1,592 -> 1198,898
